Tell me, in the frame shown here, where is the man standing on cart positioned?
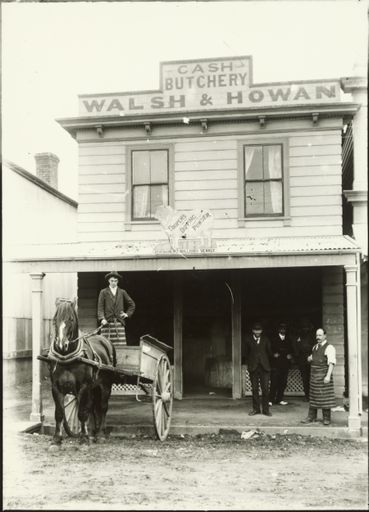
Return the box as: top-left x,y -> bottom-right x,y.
97,271 -> 136,345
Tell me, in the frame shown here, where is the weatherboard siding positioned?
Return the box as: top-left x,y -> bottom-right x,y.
77,129 -> 343,242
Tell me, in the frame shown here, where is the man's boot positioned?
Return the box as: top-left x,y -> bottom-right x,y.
323,409 -> 331,426
301,406 -> 317,424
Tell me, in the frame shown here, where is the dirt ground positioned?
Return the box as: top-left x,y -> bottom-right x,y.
3,429 -> 368,511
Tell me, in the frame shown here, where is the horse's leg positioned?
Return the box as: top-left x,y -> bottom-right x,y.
100,383 -> 112,438
51,385 -> 64,446
78,384 -> 92,444
92,385 -> 104,443
94,382 -> 112,443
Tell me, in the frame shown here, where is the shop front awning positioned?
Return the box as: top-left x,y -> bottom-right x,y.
5,235 -> 360,273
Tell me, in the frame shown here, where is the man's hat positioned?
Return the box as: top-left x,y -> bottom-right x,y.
252,321 -> 263,330
278,322 -> 287,330
105,271 -> 122,281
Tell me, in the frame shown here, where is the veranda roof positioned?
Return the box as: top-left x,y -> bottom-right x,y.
5,235 -> 360,273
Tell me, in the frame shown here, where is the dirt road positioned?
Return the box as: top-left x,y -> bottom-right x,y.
3,430 -> 368,510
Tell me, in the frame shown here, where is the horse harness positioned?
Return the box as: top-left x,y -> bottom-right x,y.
47,331 -> 108,379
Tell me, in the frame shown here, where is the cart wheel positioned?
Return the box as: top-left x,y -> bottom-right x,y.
63,394 -> 80,437
152,354 -> 173,441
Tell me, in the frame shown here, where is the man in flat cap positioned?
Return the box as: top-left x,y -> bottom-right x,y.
97,271 -> 135,345
243,321 -> 273,416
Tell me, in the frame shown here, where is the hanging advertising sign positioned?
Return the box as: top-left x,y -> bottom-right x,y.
153,205 -> 216,254
79,55 -> 341,116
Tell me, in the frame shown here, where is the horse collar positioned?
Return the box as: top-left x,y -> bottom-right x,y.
49,337 -> 85,362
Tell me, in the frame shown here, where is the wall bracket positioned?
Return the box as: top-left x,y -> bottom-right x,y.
144,122 -> 152,135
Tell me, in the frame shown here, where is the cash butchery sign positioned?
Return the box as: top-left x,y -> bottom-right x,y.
79,56 -> 341,116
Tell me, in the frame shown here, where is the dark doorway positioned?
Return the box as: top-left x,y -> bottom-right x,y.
182,270 -> 232,397
123,271 -> 174,349
240,267 -> 322,339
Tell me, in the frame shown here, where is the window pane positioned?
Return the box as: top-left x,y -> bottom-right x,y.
264,181 -> 283,214
245,182 -> 264,215
264,145 -> 282,179
244,146 -> 263,180
150,185 -> 168,217
132,151 -> 150,184
133,186 -> 150,218
150,151 -> 168,183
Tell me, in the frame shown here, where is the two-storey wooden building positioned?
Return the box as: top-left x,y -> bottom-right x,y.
8,56 -> 366,431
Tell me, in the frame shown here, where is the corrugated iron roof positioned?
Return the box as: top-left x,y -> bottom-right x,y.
4,235 -> 360,261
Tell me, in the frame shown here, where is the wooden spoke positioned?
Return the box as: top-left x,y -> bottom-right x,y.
152,355 -> 173,441
157,363 -> 163,393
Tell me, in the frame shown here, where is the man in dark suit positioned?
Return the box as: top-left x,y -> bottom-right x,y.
269,322 -> 293,406
97,271 -> 135,345
243,321 -> 272,416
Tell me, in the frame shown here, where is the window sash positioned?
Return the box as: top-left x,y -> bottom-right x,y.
244,144 -> 284,217
131,149 -> 169,220
132,184 -> 169,220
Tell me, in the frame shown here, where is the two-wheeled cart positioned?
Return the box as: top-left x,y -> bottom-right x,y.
39,334 -> 174,441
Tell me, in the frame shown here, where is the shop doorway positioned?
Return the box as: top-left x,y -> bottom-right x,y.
182,270 -> 233,397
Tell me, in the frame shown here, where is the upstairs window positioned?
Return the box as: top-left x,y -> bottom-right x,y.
243,144 -> 284,217
131,149 -> 169,220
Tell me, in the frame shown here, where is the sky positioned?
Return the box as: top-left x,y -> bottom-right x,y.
2,1 -> 368,200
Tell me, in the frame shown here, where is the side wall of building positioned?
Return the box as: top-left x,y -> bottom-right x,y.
3,167 -> 78,385
3,271 -> 78,386
3,167 -> 77,245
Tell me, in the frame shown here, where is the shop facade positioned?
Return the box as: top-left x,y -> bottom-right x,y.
8,56 -> 366,431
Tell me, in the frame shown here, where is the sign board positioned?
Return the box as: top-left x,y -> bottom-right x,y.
154,205 -> 215,254
79,55 -> 341,116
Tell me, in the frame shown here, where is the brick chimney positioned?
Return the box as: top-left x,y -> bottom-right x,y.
34,152 -> 59,189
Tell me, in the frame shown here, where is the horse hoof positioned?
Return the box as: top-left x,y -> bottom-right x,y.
95,436 -> 106,444
79,436 -> 90,446
49,443 -> 60,452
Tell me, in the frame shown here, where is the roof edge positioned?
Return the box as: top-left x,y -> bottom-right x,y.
4,159 -> 78,208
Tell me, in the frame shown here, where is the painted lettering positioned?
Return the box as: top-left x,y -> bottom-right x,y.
83,99 -> 106,113
178,65 -> 188,74
268,87 -> 291,101
249,90 -> 264,102
151,96 -> 165,108
207,75 -> 217,87
192,64 -> 204,73
229,74 -> 238,86
316,85 -> 336,99
221,62 -> 233,71
294,87 -> 310,100
187,77 -> 195,88
165,78 -> 173,90
197,76 -> 206,88
218,74 -> 227,87
169,95 -> 186,108
208,62 -> 219,72
107,99 -> 124,111
175,78 -> 184,90
129,98 -> 144,110
239,73 -> 248,86
227,91 -> 243,104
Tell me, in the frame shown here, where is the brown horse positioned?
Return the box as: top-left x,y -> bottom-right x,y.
49,298 -> 116,446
